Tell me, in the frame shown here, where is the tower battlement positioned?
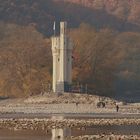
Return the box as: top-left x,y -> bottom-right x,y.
52,37 -> 60,53
51,22 -> 73,93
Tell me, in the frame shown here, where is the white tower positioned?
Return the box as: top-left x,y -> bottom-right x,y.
51,21 -> 73,93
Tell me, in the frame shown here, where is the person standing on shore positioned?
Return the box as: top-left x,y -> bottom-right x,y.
116,105 -> 119,112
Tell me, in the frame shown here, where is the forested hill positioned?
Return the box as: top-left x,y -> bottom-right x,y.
55,0 -> 140,26
0,0 -> 140,36
0,0 -> 140,101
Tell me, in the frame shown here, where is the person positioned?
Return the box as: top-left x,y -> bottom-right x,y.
116,105 -> 119,112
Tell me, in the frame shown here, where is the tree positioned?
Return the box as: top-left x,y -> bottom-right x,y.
0,23 -> 52,97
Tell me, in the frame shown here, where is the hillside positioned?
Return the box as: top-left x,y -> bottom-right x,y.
55,0 -> 140,26
0,0 -> 140,36
0,0 -> 139,100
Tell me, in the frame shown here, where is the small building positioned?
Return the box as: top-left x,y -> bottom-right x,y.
51,22 -> 73,93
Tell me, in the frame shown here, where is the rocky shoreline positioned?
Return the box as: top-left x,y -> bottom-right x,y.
0,118 -> 140,140
0,94 -> 140,139
70,135 -> 140,140
0,118 -> 140,130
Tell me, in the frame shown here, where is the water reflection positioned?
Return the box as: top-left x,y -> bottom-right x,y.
0,126 -> 140,140
51,116 -> 71,140
52,128 -> 71,140
0,120 -> 140,140
51,115 -> 65,120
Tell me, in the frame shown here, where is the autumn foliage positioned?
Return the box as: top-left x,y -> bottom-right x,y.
0,0 -> 140,98
0,23 -> 52,97
70,23 -> 140,97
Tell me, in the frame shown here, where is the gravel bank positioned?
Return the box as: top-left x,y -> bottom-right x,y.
70,135 -> 140,140
0,118 -> 140,130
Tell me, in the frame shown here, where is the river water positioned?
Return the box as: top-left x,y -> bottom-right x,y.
0,125 -> 140,140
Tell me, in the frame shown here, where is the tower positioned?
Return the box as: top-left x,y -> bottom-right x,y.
51,21 -> 73,93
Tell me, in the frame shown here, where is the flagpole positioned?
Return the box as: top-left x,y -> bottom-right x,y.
53,21 -> 56,37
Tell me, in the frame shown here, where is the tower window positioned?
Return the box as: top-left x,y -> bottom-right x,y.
58,58 -> 60,62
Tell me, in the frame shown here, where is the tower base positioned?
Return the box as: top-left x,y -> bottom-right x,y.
56,81 -> 71,93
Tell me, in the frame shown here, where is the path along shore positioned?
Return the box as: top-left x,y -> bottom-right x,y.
0,93 -> 140,114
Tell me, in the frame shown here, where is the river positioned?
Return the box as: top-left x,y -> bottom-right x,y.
0,125 -> 140,140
